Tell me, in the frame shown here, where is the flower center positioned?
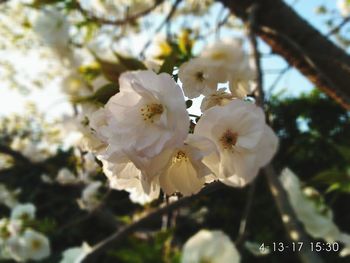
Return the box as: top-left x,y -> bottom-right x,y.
31,239 -> 42,251
210,51 -> 226,60
220,129 -> 238,149
195,71 -> 205,82
140,103 -> 164,123
172,150 -> 188,164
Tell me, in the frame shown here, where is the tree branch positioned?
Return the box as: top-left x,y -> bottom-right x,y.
247,5 -> 323,263
218,0 -> 350,110
0,144 -> 32,165
81,182 -> 224,262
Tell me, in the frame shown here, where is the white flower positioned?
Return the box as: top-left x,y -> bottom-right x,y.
280,168 -> 350,256
157,135 -> 215,196
102,70 -> 189,159
78,182 -> 102,211
102,160 -> 160,205
0,184 -> 19,208
11,203 -> 36,221
338,0 -> 350,17
32,8 -> 70,49
7,229 -> 50,262
201,40 -> 255,98
200,88 -> 233,112
181,229 -> 240,263
56,168 -> 77,185
23,229 -> 51,261
178,57 -> 226,98
194,99 -> 278,187
60,242 -> 91,263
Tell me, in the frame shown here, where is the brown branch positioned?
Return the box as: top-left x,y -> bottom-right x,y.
81,182 -> 224,262
246,5 -> 324,263
0,144 -> 32,165
218,0 -> 350,110
76,0 -> 164,26
264,165 -> 324,263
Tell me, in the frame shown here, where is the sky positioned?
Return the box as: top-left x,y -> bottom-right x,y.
0,0 -> 340,121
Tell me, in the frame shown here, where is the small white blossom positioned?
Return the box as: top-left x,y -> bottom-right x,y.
60,242 -> 91,263
0,184 -> 19,208
181,229 -> 240,263
102,160 -> 160,205
157,135 -> 215,196
202,40 -> 255,98
11,204 -> 36,221
78,182 -> 102,211
200,88 -> 233,112
178,57 -> 226,98
7,229 -> 50,262
56,168 -> 77,185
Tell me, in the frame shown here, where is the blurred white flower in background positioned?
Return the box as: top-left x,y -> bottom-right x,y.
78,181 -> 102,211
200,88 -> 233,112
0,184 -> 19,208
11,203 -> 36,221
56,168 -> 78,185
178,57 -> 226,98
280,168 -> 350,257
1,203 -> 51,262
102,160 -> 160,205
181,229 -> 240,263
178,39 -> 255,99
337,0 -> 350,17
7,229 -> 50,262
60,242 -> 92,263
32,8 -> 70,51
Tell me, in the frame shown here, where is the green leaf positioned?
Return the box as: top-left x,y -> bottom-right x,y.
74,83 -> 119,104
158,52 -> 177,75
97,58 -> 127,83
94,83 -> 120,104
114,52 -> 147,71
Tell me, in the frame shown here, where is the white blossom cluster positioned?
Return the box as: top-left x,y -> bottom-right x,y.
0,204 -> 50,262
79,41 -> 278,204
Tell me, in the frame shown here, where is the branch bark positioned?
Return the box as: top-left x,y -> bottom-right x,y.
82,182 -> 224,262
218,0 -> 350,110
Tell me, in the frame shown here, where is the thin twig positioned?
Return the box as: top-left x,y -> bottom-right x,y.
248,4 -> 264,107
139,0 -> 182,58
82,182 -> 224,262
235,181 -> 256,246
267,66 -> 291,95
327,16 -> 350,37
